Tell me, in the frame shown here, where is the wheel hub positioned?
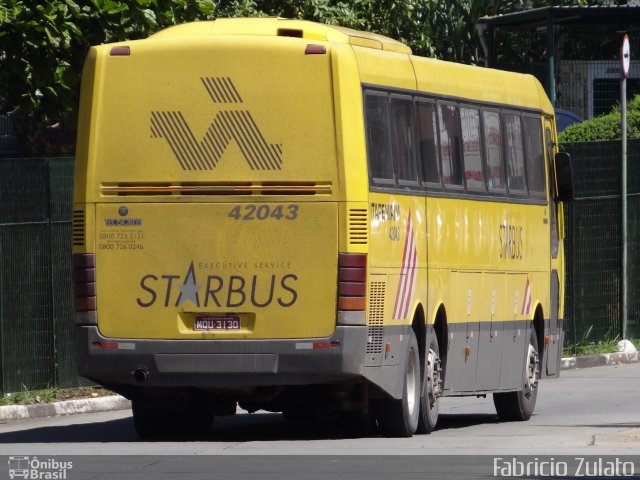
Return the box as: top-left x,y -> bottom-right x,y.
524,343 -> 539,399
427,348 -> 442,407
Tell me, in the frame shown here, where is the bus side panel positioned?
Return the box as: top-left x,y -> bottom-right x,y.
428,197 -> 549,394
476,272 -> 505,391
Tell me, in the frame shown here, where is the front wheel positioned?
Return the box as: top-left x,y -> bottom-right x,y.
493,326 -> 540,421
373,329 -> 420,437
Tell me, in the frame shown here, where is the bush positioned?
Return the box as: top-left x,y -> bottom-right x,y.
559,94 -> 640,143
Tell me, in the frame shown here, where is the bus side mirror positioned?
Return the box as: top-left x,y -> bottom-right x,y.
554,151 -> 573,202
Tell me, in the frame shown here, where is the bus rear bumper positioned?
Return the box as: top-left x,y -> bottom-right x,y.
76,325 -> 369,389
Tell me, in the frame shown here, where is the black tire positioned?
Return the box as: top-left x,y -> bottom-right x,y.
493,325 -> 540,421
374,329 -> 420,437
417,333 -> 441,434
132,401 -> 214,440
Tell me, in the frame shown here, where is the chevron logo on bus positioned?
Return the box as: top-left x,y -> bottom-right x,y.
521,276 -> 532,315
150,77 -> 282,171
393,211 -> 418,320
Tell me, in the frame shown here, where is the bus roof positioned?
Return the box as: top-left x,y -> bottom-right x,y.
150,17 -> 412,54
410,56 -> 554,114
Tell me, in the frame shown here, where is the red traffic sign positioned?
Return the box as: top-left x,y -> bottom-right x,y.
622,35 -> 631,78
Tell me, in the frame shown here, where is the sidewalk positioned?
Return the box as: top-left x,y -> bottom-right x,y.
1,352 -> 638,423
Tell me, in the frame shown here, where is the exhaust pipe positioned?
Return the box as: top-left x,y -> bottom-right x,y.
133,367 -> 149,383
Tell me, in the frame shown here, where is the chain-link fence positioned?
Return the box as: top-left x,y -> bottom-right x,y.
0,157 -> 89,394
563,139 -> 640,350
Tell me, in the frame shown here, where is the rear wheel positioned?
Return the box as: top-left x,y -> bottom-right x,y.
374,330 -> 420,437
132,401 -> 214,440
417,333 -> 441,434
493,326 -> 539,421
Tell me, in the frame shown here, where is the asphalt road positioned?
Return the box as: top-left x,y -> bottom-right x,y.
0,363 -> 638,478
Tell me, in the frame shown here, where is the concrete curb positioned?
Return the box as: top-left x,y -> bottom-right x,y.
0,395 -> 131,422
561,351 -> 639,370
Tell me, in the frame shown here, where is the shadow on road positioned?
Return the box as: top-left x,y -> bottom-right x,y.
0,411 -> 501,444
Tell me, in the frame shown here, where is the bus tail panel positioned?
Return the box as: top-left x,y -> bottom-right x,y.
84,35 -> 338,200
95,202 -> 338,339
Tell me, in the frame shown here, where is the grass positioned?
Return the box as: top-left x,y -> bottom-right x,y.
563,338 -> 639,357
0,386 -> 113,407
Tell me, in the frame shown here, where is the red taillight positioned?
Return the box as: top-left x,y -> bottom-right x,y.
73,253 -> 96,312
312,341 -> 340,349
305,44 -> 326,55
338,253 -> 366,312
339,282 -> 366,297
110,46 -> 130,56
92,341 -> 118,350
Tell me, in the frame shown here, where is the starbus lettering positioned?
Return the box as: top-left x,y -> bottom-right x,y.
136,261 -> 298,308
499,223 -> 524,260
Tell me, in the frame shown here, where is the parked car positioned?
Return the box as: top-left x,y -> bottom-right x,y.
555,108 -> 583,133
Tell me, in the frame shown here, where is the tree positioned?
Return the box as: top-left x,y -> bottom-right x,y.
1,0 -> 626,154
0,0 -> 217,154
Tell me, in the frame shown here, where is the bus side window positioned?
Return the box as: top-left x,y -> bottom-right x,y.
364,92 -> 394,184
416,101 -> 440,185
523,116 -> 546,199
437,103 -> 463,188
461,107 -> 485,192
390,95 -> 418,184
503,113 -> 526,194
482,110 -> 506,192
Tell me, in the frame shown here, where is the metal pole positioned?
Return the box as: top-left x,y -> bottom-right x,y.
621,56 -> 628,340
547,11 -> 556,107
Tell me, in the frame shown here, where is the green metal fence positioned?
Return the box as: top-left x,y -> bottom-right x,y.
563,139 -> 640,350
0,146 -> 639,393
0,157 -> 89,394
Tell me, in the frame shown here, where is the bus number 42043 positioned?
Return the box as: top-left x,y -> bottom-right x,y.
228,204 -> 299,221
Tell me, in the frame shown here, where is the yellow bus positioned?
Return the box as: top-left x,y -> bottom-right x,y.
72,18 -> 573,439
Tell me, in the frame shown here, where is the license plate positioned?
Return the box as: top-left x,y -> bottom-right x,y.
194,314 -> 241,331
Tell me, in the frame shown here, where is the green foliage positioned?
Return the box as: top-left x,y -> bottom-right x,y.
563,337 -> 639,357
0,385 -> 58,406
0,386 -> 112,405
558,95 -> 640,143
0,0 -> 627,154
0,0 -> 441,155
0,0 -> 217,154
